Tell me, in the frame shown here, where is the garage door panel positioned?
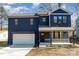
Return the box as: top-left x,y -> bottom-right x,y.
13,34 -> 35,45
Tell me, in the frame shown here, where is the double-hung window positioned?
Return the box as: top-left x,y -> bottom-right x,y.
42,18 -> 46,22
30,18 -> 33,25
15,19 -> 18,25
58,16 -> 62,24
53,16 -> 57,23
63,16 -> 67,23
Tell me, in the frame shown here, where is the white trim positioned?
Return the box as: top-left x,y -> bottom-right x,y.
52,42 -> 72,45
39,27 -> 75,31
51,13 -> 71,15
50,8 -> 72,14
49,12 -> 50,27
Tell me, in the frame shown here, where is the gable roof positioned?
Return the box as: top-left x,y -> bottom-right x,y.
53,9 -> 67,13
51,8 -> 72,15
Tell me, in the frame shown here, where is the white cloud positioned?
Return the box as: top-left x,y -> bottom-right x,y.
5,3 -> 15,5
1,3 -> 16,5
61,4 -> 66,9
3,4 -> 32,15
3,5 -> 12,10
32,3 -> 40,7
8,6 -> 32,14
3,5 -> 12,15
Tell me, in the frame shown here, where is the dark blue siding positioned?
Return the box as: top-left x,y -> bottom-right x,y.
67,15 -> 71,27
50,15 -> 71,27
8,18 -> 15,45
39,16 -> 49,27
13,18 -> 38,31
8,17 -> 39,46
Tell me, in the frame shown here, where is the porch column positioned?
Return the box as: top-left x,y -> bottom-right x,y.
55,31 -> 58,39
51,32 -> 53,42
60,31 -> 62,42
60,31 -> 62,39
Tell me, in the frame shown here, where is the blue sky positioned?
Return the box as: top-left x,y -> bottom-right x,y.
0,3 -> 77,14
0,3 -> 78,27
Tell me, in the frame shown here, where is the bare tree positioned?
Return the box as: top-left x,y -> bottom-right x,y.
37,3 -> 64,13
0,6 -> 7,30
37,3 -> 58,12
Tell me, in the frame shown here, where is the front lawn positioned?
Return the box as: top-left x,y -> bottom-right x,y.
26,47 -> 79,56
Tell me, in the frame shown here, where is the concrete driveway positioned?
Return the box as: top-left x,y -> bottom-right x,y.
0,45 -> 33,56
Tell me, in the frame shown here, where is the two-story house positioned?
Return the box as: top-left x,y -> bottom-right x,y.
8,8 -> 75,47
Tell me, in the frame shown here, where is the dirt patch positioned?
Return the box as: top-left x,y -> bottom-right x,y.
0,41 -> 7,48
26,47 -> 79,56
0,30 -> 7,33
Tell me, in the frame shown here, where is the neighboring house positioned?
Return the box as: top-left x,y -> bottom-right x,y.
8,8 -> 75,47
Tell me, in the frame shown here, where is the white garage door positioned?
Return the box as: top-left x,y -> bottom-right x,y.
13,34 -> 35,45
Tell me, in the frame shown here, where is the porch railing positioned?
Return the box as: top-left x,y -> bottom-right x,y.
52,39 -> 69,42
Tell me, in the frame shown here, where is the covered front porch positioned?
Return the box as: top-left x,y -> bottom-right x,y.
39,27 -> 75,47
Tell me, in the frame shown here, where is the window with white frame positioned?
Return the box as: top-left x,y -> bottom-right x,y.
53,16 -> 57,23
59,16 -> 62,20
15,19 -> 18,25
30,18 -> 33,25
58,16 -> 62,23
42,18 -> 46,22
63,16 -> 67,23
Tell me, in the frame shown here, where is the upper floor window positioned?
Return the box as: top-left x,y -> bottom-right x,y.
63,16 -> 67,23
15,19 -> 18,25
58,16 -> 62,23
53,16 -> 57,23
42,18 -> 46,22
58,16 -> 62,20
30,18 -> 33,25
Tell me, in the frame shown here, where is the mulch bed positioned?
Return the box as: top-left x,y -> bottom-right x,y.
26,47 -> 79,56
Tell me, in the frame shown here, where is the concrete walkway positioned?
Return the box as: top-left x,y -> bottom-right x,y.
0,45 -> 33,56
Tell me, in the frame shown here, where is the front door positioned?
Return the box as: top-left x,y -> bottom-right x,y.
40,32 -> 45,42
40,32 -> 51,43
